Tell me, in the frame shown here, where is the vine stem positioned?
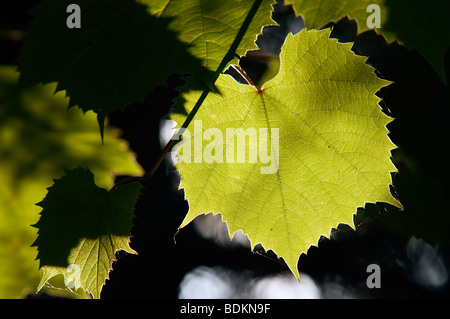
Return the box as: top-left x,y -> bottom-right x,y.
113,0 -> 264,188
111,176 -> 145,190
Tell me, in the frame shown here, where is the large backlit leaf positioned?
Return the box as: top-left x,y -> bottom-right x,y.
171,29 -> 401,278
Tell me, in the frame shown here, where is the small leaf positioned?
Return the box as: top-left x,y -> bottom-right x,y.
172,29 -> 401,279
32,167 -> 142,298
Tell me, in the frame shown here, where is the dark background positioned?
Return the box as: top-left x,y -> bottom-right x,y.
2,0 -> 450,299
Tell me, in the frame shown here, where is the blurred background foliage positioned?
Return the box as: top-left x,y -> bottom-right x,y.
0,65 -> 142,298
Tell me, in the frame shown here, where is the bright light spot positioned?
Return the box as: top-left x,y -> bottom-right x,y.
178,266 -> 240,299
250,272 -> 321,299
407,237 -> 448,288
178,266 -> 321,299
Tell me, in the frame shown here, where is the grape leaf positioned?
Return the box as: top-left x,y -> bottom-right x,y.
285,0 -> 382,33
171,29 -> 401,279
285,0 -> 450,82
142,0 -> 275,77
18,0 -> 275,123
32,167 -> 142,298
0,65 -> 142,298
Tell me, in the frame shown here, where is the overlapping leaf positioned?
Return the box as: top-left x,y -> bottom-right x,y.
32,168 -> 142,299
172,29 -> 401,278
18,0 -> 275,122
142,0 -> 275,75
286,0 -> 450,82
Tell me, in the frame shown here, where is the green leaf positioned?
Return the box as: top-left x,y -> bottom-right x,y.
171,29 -> 401,279
0,65 -> 142,298
18,0 -> 275,123
285,0 -> 450,82
141,0 -> 276,75
32,167 -> 142,298
285,0 -> 382,32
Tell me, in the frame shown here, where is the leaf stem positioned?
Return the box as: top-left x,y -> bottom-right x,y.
231,64 -> 261,92
111,176 -> 144,190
